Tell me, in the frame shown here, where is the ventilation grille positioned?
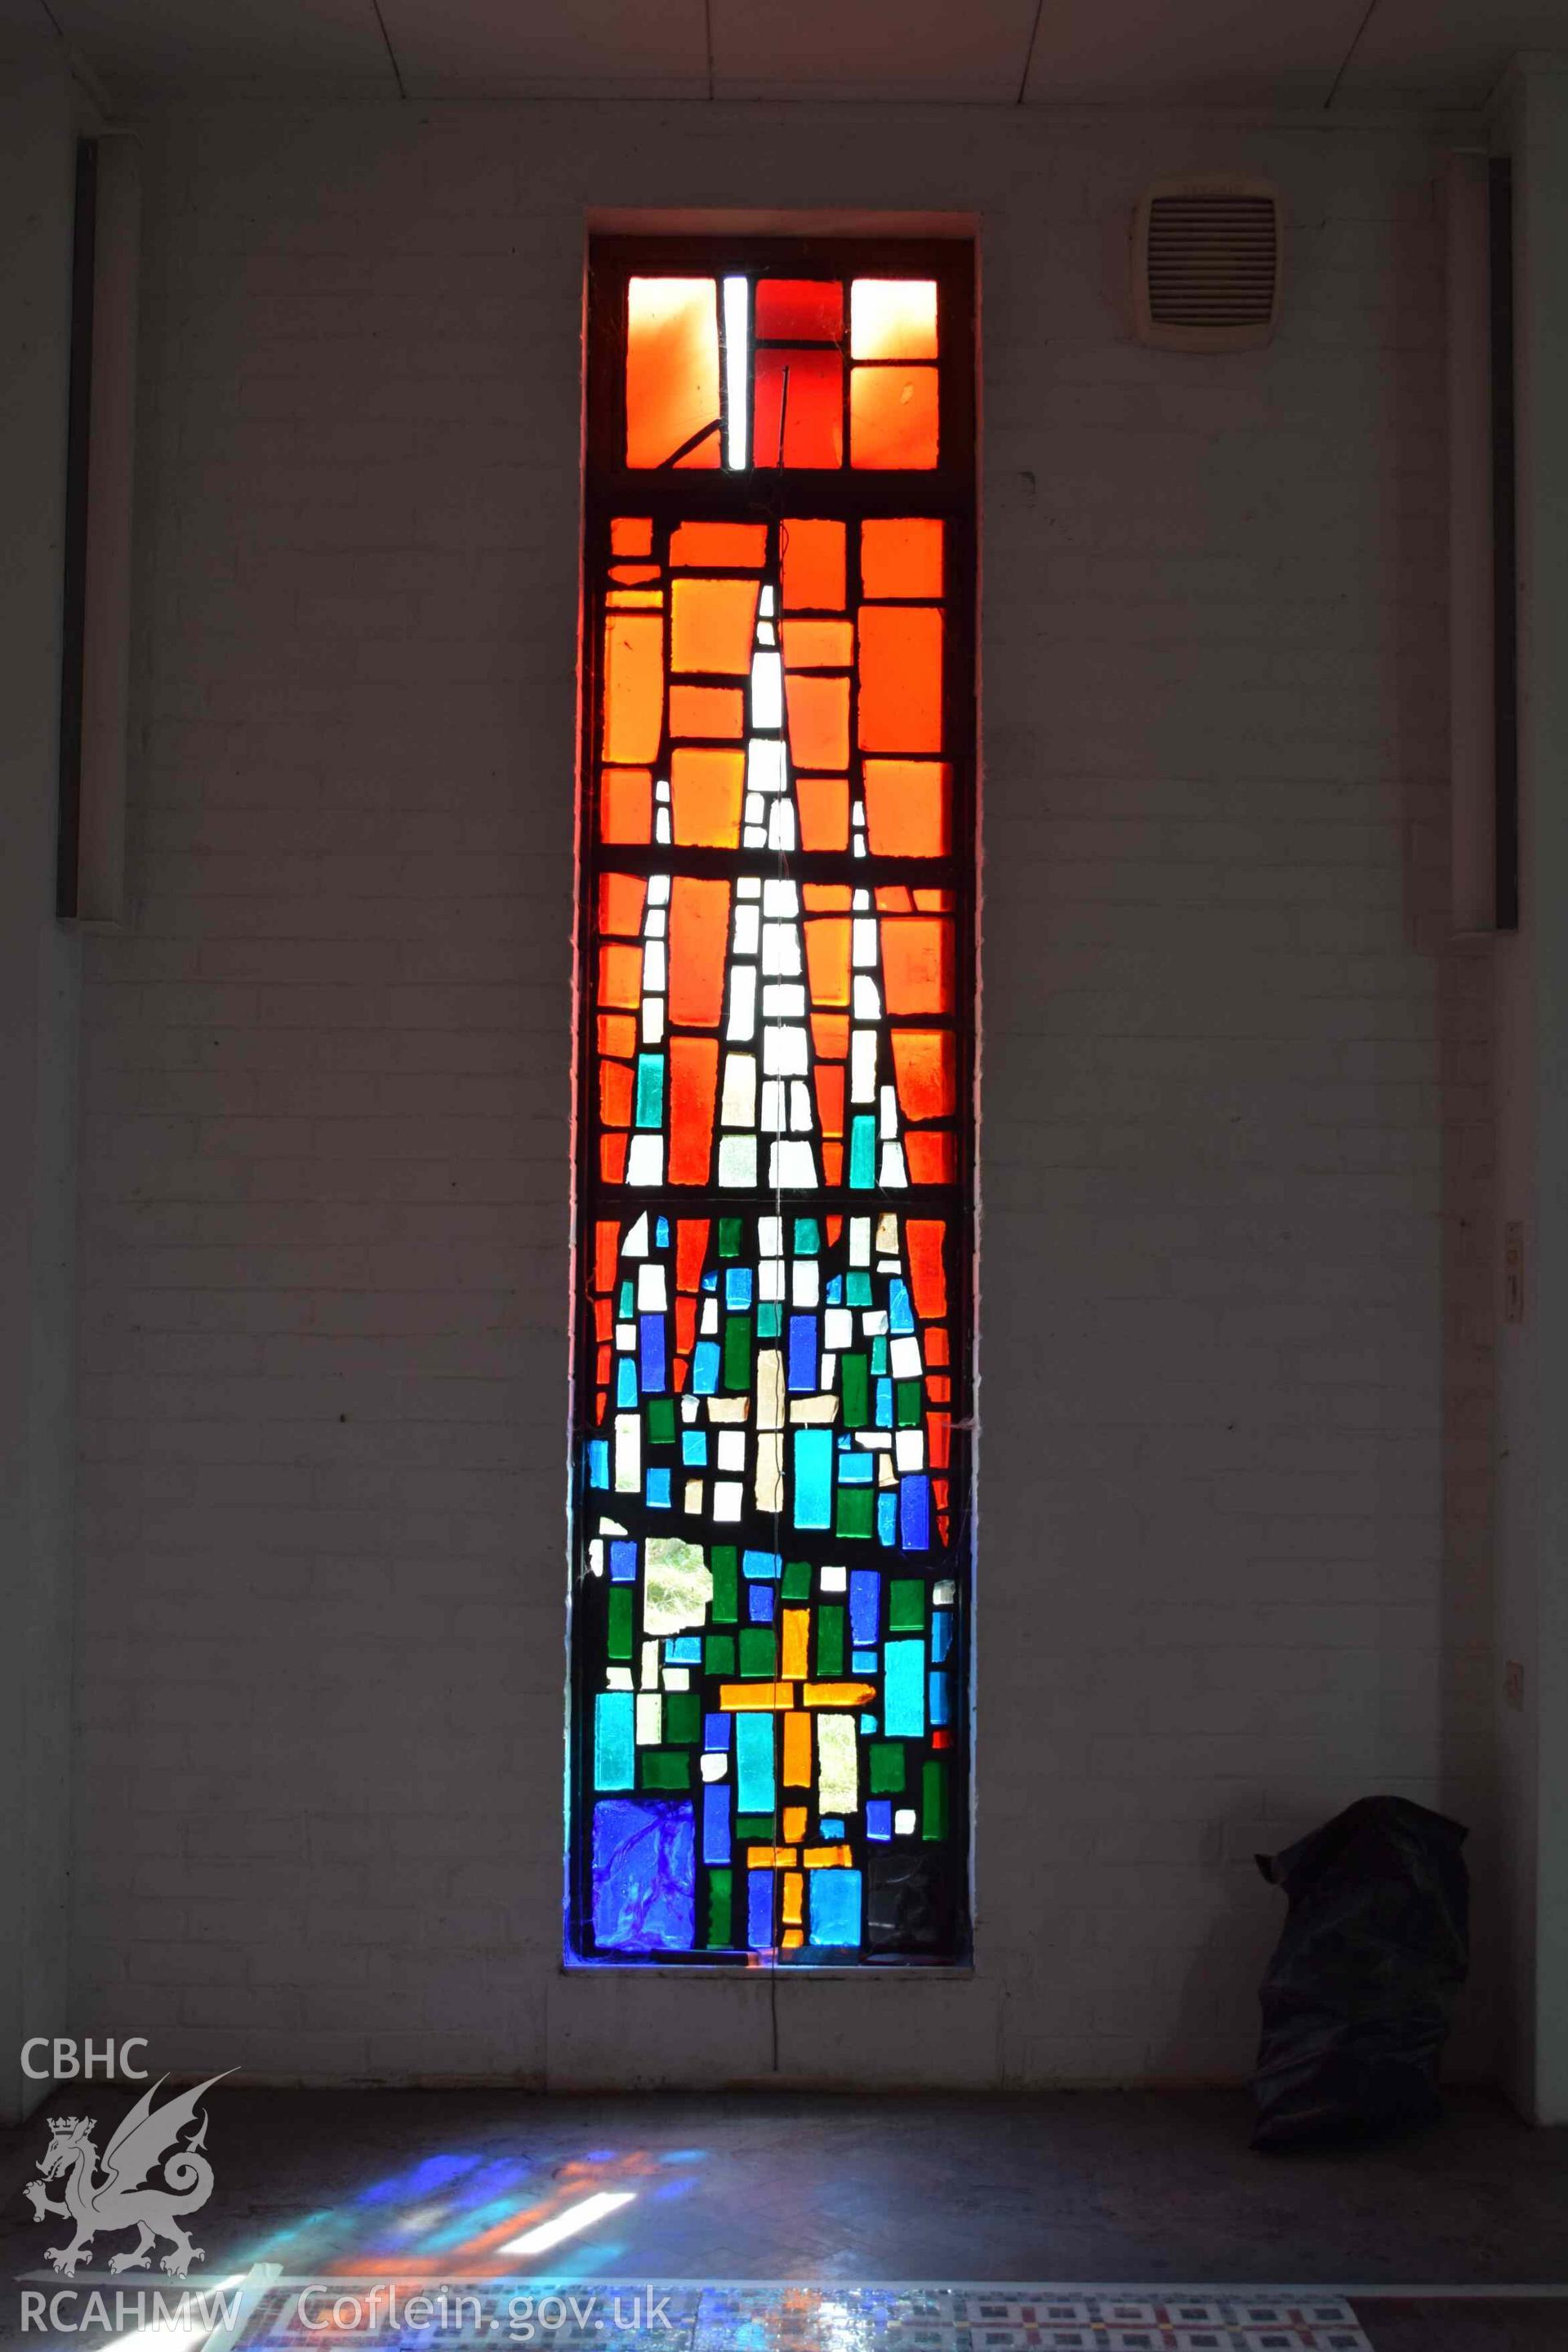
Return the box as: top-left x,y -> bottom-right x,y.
1133,176 -> 1283,353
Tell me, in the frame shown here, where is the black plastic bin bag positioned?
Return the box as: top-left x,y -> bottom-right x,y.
1251,1794 -> 1468,2151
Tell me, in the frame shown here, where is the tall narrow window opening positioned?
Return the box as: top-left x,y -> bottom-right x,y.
570,238 -> 975,1966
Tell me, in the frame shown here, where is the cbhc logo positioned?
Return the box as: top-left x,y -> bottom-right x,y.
20,2040 -> 149,2079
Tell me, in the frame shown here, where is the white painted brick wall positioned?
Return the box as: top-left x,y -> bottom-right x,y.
71,100 -> 1495,2086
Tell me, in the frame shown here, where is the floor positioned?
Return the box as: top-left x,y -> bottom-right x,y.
2,2090 -> 1564,2349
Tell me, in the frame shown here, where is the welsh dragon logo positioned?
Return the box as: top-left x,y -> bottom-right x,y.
24,2072 -> 231,2277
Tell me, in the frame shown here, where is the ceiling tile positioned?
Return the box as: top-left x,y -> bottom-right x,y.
1023,0 -> 1373,105
384,0 -> 708,96
711,0 -> 1040,101
47,0 -> 393,91
1337,0 -> 1567,107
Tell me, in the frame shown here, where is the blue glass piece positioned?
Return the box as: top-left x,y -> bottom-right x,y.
591,1797 -> 695,1953
747,1583 -> 776,1624
851,1649 -> 878,1673
656,1217 -> 670,1247
645,1468 -> 671,1508
875,1374 -> 893,1423
704,1712 -> 732,1752
860,1713 -> 878,1732
793,1217 -> 821,1255
692,1340 -> 720,1395
871,1337 -> 889,1375
702,1269 -> 719,1291
838,1451 -> 872,1485
736,1713 -> 775,1813
929,1668 -> 950,1726
682,1430 -> 708,1466
616,1357 -> 638,1406
899,1473 -> 930,1550
638,1315 -> 666,1393
792,1428 -> 833,1529
884,1638 -> 925,1736
742,1548 -> 782,1579
866,1799 -> 893,1842
826,1276 -> 844,1305
594,1693 -> 635,1790
877,1491 -> 898,1546
725,1267 -> 753,1307
889,1278 -> 915,1334
702,1783 -> 731,1865
665,1635 -> 701,1664
609,1539 -> 638,1583
634,1054 -> 663,1129
747,1867 -> 773,1951
587,1439 -> 609,1488
820,1816 -> 845,1838
787,1315 -> 818,1393
849,1114 -> 876,1189
849,1570 -> 880,1646
931,1610 -> 952,1663
808,1867 -> 862,1946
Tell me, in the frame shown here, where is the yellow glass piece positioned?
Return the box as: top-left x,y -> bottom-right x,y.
782,1806 -> 808,1842
804,1845 -> 856,1868
850,278 -> 938,360
719,1682 -> 797,1711
626,278 -> 720,470
817,1715 -> 858,1812
802,1681 -> 875,1708
746,1846 -> 799,1869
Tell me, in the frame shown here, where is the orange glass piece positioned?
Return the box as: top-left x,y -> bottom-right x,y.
811,1012 -> 850,1059
597,871 -> 647,936
924,1325 -> 951,1365
668,876 -> 731,1028
891,1027 -> 957,1121
927,1408 -> 951,1467
782,1805 -> 808,1842
915,886 -> 954,910
676,1219 -> 710,1292
597,941 -> 642,1011
785,672 -> 850,771
905,1130 -> 957,1184
601,611 -> 663,764
667,1036 -> 718,1183
782,1710 -> 812,1785
611,517 -> 653,555
861,516 -> 943,599
599,767 -> 653,844
850,278 -> 938,359
670,577 -> 760,675
670,746 -> 745,846
881,915 -> 952,1013
804,917 -> 852,1007
755,347 -> 843,470
670,521 -> 768,568
822,1142 -> 843,1183
813,1062 -> 845,1138
863,758 -> 951,858
757,280 -> 844,342
875,885 -> 914,912
599,1133 -> 628,1182
599,1060 -> 633,1128
607,587 -> 663,609
781,519 -> 845,612
795,774 -> 849,853
858,606 -> 942,751
782,619 -> 853,667
598,1012 -> 635,1058
669,684 -> 744,738
851,364 -> 938,468
781,1870 -> 804,1927
906,1218 -> 948,1319
626,277 -> 720,470
804,883 -> 853,911
595,1221 -> 620,1294
780,1608 -> 810,1680
610,563 -> 661,586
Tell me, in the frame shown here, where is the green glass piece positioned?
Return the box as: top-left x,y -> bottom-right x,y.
849,1112 -> 876,1189
871,1336 -> 888,1375
922,1757 -> 947,1841
736,1814 -> 775,1841
634,1053 -> 664,1129
618,1278 -> 635,1317
896,1380 -> 923,1428
719,1218 -> 742,1258
739,1627 -> 777,1679
793,1217 -> 821,1255
846,1271 -> 873,1307
710,1546 -> 738,1624
647,1396 -> 676,1444
782,1559 -> 813,1600
723,1313 -> 753,1391
869,1741 -> 906,1794
607,1587 -> 633,1661
889,1578 -> 925,1631
705,1633 -> 737,1673
642,1750 -> 691,1790
817,1602 -> 845,1677
708,1866 -> 733,1946
757,1302 -> 782,1339
841,1355 -> 869,1428
664,1690 -> 700,1746
835,1486 -> 875,1541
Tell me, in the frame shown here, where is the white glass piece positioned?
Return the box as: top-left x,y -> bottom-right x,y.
761,982 -> 806,1017
655,809 -> 671,844
761,923 -> 802,977
875,1213 -> 898,1251
766,801 -> 796,852
728,966 -> 757,1040
850,1030 -> 876,1103
751,651 -> 783,729
738,874 -> 761,898
642,941 -> 666,991
762,1023 -> 808,1077
700,1297 -> 719,1334
894,1428 -> 925,1471
606,1665 -> 633,1689
623,1214 -> 650,1256
770,1138 -> 818,1188
759,1217 -> 783,1253
849,1218 -> 871,1264
713,1480 -> 743,1521
791,1259 -> 821,1307
853,974 -> 881,1018
880,1081 -> 899,1138
763,877 -> 799,915
934,1579 -> 956,1606
760,1077 -> 786,1134
733,903 -> 760,955
641,998 -> 665,1043
824,1307 -> 853,1349
853,918 -> 878,967
648,872 -> 671,904
790,1079 -> 813,1129
716,1428 -> 746,1471
665,1666 -> 690,1691
700,1752 -> 728,1781
625,1134 -> 664,1186
720,1050 -> 757,1128
723,274 -> 749,470
760,583 -> 776,617
894,1807 -> 916,1837
683,1478 -> 704,1513
637,1264 -> 667,1310
890,1334 -> 924,1379
718,1134 -> 757,1187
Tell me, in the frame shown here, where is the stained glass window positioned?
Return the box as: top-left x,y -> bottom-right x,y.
571,241 -> 974,1966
